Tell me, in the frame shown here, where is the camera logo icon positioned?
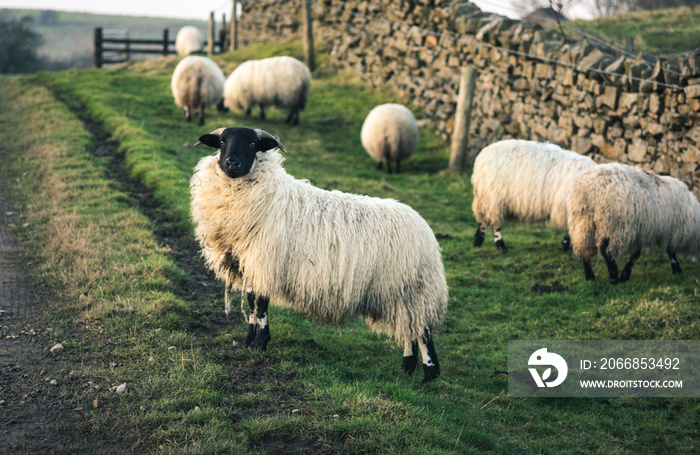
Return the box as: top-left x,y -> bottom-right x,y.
528,348 -> 568,388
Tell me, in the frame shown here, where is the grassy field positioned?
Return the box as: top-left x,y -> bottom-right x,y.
0,40 -> 699,453
571,6 -> 700,55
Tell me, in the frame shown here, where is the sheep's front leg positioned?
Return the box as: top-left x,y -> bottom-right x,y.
667,247 -> 683,275
259,105 -> 266,120
402,339 -> 419,373
473,224 -> 486,247
600,238 -> 619,284
560,233 -> 571,251
493,227 -> 507,252
619,249 -> 641,282
184,106 -> 191,122
244,291 -> 257,346
249,294 -> 271,351
418,329 -> 440,384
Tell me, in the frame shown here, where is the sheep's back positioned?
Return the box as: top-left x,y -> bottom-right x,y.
471,140 -> 595,227
171,56 -> 225,109
361,104 -> 419,162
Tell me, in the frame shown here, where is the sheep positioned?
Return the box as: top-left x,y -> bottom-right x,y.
471,139 -> 596,251
171,56 -> 225,125
567,163 -> 700,284
190,127 -> 448,383
361,104 -> 419,174
175,26 -> 204,56
222,56 -> 311,125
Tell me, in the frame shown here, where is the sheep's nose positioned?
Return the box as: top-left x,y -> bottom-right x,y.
225,157 -> 242,169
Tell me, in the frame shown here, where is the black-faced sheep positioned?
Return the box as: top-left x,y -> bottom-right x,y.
175,26 -> 204,56
567,163 -> 700,283
471,139 -> 596,251
361,103 -> 419,174
222,56 -> 311,125
190,127 -> 448,383
171,56 -> 225,125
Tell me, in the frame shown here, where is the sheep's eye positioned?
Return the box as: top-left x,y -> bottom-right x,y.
250,142 -> 256,148
220,140 -> 224,146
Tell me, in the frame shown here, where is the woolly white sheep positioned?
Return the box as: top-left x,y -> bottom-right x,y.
171,56 -> 225,125
190,127 -> 448,383
361,103 -> 419,174
175,26 -> 204,56
567,163 -> 700,283
471,139 -> 596,251
222,56 -> 311,125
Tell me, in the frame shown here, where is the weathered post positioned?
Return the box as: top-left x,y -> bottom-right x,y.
625,36 -> 634,54
221,13 -> 227,52
93,27 -> 103,68
162,28 -> 169,56
230,0 -> 239,51
207,12 -> 215,55
302,0 -> 315,71
449,66 -> 477,172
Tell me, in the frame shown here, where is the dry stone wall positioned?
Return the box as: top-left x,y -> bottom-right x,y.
235,0 -> 700,194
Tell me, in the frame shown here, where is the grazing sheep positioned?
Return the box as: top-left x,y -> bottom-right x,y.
567,163 -> 700,283
190,127 -> 448,383
471,139 -> 596,251
222,56 -> 311,125
361,104 -> 419,174
171,56 -> 225,125
175,26 -> 204,56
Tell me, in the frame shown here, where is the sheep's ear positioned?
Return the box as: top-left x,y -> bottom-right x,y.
195,127 -> 227,148
254,129 -> 287,153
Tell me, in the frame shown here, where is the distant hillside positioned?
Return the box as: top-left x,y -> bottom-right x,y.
0,8 -> 208,68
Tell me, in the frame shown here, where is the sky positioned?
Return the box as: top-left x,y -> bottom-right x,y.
0,0 -> 592,21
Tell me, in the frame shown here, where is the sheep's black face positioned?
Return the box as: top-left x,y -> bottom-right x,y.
196,127 -> 285,179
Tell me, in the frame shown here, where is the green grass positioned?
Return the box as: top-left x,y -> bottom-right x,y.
1,40 -> 699,454
571,6 -> 700,55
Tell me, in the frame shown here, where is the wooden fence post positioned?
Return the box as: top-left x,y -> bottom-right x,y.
221,14 -> 227,52
230,0 -> 238,51
93,27 -> 103,68
625,36 -> 634,54
302,0 -> 315,71
449,66 -> 477,172
162,29 -> 169,56
207,12 -> 215,55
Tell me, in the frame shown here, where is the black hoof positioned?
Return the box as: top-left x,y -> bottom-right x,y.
619,273 -> 631,283
244,323 -> 256,346
249,327 -> 270,351
495,239 -> 507,252
402,354 -> 419,373
421,364 -> 440,384
608,277 -> 619,285
473,234 -> 485,247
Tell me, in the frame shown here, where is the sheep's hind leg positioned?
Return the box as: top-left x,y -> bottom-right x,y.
667,247 -> 683,275
494,227 -> 507,252
244,292 -> 257,346
582,259 -> 595,281
259,105 -> 266,120
249,294 -> 271,351
619,249 -> 641,282
600,238 -> 619,284
418,329 -> 440,384
184,106 -> 191,122
560,233 -> 571,251
198,103 -> 206,126
402,339 -> 419,373
473,224 -> 486,247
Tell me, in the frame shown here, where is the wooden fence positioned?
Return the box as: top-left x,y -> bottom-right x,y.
92,27 -> 226,68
